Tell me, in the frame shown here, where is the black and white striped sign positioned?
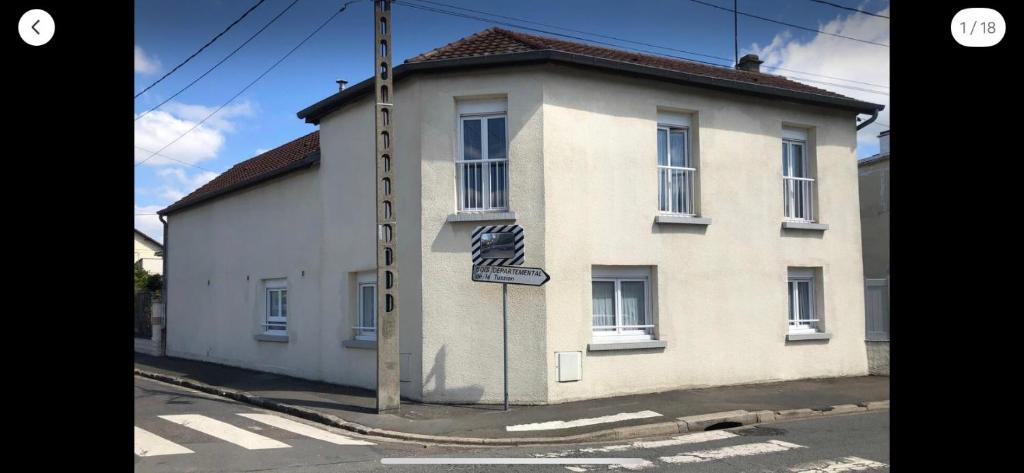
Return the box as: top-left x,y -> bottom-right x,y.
471,224 -> 525,266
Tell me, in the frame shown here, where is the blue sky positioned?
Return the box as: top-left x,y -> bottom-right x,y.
134,0 -> 889,240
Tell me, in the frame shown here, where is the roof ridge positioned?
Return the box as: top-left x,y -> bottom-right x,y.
492,27 -> 549,51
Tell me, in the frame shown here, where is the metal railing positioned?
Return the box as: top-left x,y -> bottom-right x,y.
353,325 -> 377,340
783,176 -> 815,222
788,318 -> 821,332
659,167 -> 696,215
457,160 -> 508,211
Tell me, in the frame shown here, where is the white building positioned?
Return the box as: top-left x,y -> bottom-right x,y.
134,229 -> 163,275
158,28 -> 884,404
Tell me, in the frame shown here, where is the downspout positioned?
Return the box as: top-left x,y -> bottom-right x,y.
159,214 -> 169,355
857,108 -> 880,131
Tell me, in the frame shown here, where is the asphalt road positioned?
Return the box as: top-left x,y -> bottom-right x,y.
135,376 -> 889,472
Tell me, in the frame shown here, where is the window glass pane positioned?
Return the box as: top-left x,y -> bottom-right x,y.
462,119 -> 481,160
487,117 -> 506,161
270,291 -> 280,318
787,281 -> 796,321
280,290 -> 287,318
657,128 -> 668,166
798,281 -> 812,321
670,130 -> 686,167
620,281 -> 646,327
782,143 -> 790,176
361,285 -> 375,328
792,144 -> 805,177
592,281 -> 616,328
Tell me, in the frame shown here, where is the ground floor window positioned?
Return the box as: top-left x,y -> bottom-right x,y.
356,281 -> 377,341
264,280 -> 287,334
787,268 -> 820,334
592,267 -> 654,342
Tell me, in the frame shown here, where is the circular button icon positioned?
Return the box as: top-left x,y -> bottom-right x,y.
951,8 -> 1005,47
19,9 -> 55,46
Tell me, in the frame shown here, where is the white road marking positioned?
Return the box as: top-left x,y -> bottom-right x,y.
381,458 -> 646,465
578,430 -> 740,453
134,427 -> 194,457
506,410 -> 662,432
237,413 -> 374,445
159,414 -> 290,450
608,459 -> 657,470
659,439 -> 805,464
789,456 -> 889,472
565,467 -> 589,472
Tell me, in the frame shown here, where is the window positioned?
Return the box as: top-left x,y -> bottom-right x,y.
592,267 -> 654,342
782,128 -> 814,222
356,282 -> 377,341
457,99 -> 508,212
264,280 -> 287,333
787,269 -> 819,334
657,111 -> 696,215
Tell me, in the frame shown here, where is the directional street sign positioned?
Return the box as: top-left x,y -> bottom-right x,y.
472,265 -> 550,287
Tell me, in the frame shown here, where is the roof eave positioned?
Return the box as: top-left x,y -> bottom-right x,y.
158,150 -> 321,217
297,50 -> 883,123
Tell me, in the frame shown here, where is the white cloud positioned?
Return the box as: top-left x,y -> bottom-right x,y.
134,45 -> 161,74
134,100 -> 255,166
135,204 -> 164,243
749,5 -> 890,154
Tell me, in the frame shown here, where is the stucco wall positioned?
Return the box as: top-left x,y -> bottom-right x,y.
538,65 -> 869,402
414,67 -> 549,404
858,158 -> 889,280
165,167 -> 326,380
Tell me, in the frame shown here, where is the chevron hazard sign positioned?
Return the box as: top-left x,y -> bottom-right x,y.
471,224 -> 524,266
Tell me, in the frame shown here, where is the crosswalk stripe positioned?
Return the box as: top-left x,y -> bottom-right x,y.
237,413 -> 375,446
659,439 -> 805,464
134,427 -> 194,457
506,410 -> 662,432
788,456 -> 888,472
159,414 -> 290,450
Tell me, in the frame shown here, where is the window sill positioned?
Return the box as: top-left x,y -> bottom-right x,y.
655,215 -> 711,226
782,221 -> 829,231
342,339 -> 377,350
587,340 -> 667,351
254,333 -> 289,343
786,332 -> 831,342
447,211 -> 517,223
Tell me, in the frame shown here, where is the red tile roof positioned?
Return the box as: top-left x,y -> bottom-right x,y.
407,28 -> 850,100
159,131 -> 320,215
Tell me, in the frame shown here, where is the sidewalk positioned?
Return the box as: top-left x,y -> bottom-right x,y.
134,354 -> 888,445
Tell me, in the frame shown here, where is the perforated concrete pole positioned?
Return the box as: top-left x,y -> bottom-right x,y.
374,0 -> 400,413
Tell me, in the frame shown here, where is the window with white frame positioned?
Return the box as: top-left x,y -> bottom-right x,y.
356,281 -> 377,341
787,268 -> 820,334
264,279 -> 287,333
658,111 -> 696,215
457,99 -> 508,211
592,267 -> 654,342
782,127 -> 814,222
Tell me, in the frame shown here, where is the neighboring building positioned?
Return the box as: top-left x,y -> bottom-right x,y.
158,28 -> 884,404
134,229 -> 163,275
858,130 -> 890,375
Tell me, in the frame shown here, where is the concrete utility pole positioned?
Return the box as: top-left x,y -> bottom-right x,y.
374,0 -> 400,413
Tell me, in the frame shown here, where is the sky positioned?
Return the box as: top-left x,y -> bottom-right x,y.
134,0 -> 890,241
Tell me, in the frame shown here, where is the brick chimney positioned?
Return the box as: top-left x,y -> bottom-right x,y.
736,54 -> 764,73
879,130 -> 890,154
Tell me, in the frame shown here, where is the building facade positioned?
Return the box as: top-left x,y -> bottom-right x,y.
858,131 -> 890,375
134,229 -> 163,275
159,28 -> 884,404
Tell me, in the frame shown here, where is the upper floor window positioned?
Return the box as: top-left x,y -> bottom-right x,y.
657,111 -> 696,216
782,127 -> 814,222
457,99 -> 508,212
264,279 -> 287,334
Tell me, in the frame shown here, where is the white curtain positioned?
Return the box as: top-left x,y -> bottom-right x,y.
620,281 -> 645,327
592,281 -> 615,328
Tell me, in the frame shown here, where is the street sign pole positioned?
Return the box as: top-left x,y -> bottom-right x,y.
503,283 -> 509,411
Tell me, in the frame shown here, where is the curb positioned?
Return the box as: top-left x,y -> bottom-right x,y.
134,368 -> 887,446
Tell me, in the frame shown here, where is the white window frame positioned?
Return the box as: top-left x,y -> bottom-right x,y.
356,281 -> 377,341
787,269 -> 820,334
782,128 -> 815,222
456,113 -> 509,212
591,267 -> 654,343
264,279 -> 287,334
657,125 -> 696,216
